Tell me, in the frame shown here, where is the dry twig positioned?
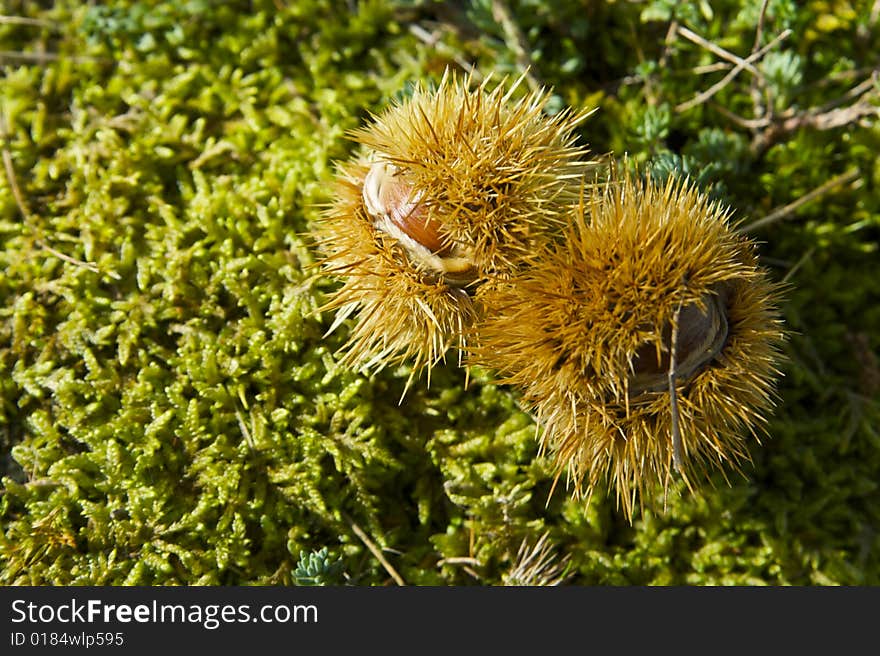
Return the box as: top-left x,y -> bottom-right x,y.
739,167 -> 861,233
674,28 -> 792,113
677,25 -> 761,76
0,105 -> 120,279
348,517 -> 406,586
0,14 -> 59,29
672,17 -> 878,156
0,50 -> 103,64
408,23 -> 482,81
490,0 -> 543,91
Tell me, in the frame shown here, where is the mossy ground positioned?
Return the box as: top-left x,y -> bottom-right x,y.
1,0 -> 878,585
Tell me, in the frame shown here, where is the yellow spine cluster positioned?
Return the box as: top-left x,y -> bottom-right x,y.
314,72 -> 786,520
314,71 -> 596,383
472,171 -> 786,519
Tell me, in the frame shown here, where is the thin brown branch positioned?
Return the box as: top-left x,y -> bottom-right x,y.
437,556 -> 482,567
348,518 -> 406,586
711,72 -> 878,152
36,241 -> 105,276
801,66 -> 880,92
739,167 -> 861,233
808,72 -> 879,115
751,0 -> 772,55
0,125 -> 32,222
676,19 -> 876,149
678,19 -> 775,121
804,101 -> 879,130
658,18 -> 679,70
234,408 -> 255,449
677,25 -> 761,76
709,101 -> 771,129
668,299 -> 684,474
675,28 -> 791,113
781,247 -> 816,284
0,15 -> 59,29
0,50 -> 102,64
692,62 -> 735,75
752,100 -> 878,153
490,0 -> 542,91
750,0 -> 773,121
0,106 -> 120,279
408,24 -> 482,82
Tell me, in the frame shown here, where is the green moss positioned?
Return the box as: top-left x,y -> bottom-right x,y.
2,0 -> 879,585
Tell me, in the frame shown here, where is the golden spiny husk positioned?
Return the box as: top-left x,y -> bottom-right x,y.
314,159 -> 477,378
349,71 -> 597,273
471,171 -> 787,520
315,71 -> 599,379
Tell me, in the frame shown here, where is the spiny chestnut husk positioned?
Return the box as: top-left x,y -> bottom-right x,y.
315,71 -> 598,380
315,158 -> 479,380
470,171 -> 787,520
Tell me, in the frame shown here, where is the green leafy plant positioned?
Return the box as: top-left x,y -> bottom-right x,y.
293,548 -> 345,586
